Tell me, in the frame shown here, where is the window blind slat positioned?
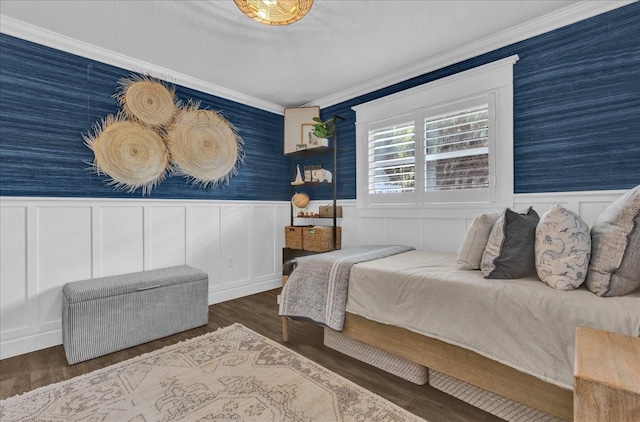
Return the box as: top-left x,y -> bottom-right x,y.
424,104 -> 489,192
367,121 -> 416,194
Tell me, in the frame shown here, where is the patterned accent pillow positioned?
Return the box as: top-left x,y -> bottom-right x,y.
481,207 -> 540,279
456,211 -> 502,270
535,203 -> 591,290
585,185 -> 640,296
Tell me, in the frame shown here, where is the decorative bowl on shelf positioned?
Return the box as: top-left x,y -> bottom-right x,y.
291,192 -> 310,209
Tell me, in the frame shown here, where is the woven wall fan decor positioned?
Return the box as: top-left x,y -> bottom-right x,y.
114,75 -> 177,127
166,105 -> 245,188
83,113 -> 170,194
85,75 -> 244,194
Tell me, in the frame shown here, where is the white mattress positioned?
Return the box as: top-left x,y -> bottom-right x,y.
345,250 -> 640,389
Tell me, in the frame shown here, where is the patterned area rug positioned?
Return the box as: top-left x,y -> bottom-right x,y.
0,324 -> 425,421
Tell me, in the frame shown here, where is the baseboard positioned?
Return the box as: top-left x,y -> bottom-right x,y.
1,329 -> 62,361
208,277 -> 281,304
1,277 -> 282,360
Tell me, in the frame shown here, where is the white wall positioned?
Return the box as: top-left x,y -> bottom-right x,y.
0,189 -> 625,359
353,190 -> 626,252
0,197 -> 289,359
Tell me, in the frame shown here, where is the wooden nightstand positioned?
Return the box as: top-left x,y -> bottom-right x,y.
574,327 -> 640,421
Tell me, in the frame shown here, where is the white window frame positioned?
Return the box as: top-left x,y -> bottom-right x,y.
421,94 -> 494,204
354,55 -> 518,209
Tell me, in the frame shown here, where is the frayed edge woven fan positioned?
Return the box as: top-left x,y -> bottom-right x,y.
114,74 -> 178,127
166,102 -> 245,188
86,76 -> 244,193
83,112 -> 170,195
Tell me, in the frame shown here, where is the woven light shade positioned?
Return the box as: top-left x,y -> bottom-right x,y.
234,0 -> 313,25
115,75 -> 177,127
84,113 -> 169,194
166,106 -> 244,188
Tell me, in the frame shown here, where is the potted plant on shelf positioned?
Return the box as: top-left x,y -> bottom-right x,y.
309,117 -> 335,147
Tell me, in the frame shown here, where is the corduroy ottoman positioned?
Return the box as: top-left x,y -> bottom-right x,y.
62,265 -> 209,364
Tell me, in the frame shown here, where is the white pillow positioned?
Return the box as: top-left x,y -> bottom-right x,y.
535,203 -> 590,290
586,185 -> 640,296
456,211 -> 501,270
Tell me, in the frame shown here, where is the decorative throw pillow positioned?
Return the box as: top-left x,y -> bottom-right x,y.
456,211 -> 502,270
481,207 -> 540,279
535,203 -> 591,290
585,185 -> 640,296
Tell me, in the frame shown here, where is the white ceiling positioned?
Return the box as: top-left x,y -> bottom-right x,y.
0,1 -> 631,111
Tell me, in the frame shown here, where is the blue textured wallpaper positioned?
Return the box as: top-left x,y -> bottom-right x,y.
1,3 -> 638,201
0,34 -> 289,200
324,2 -> 639,198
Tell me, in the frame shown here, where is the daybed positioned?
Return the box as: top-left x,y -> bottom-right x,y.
279,186 -> 640,421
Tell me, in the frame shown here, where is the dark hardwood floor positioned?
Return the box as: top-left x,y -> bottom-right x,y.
0,288 -> 502,421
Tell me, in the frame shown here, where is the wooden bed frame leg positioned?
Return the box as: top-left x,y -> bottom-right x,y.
281,274 -> 289,342
282,317 -> 289,342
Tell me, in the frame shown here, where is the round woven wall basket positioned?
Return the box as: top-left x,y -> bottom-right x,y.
115,76 -> 177,127
84,114 -> 169,194
166,108 -> 243,187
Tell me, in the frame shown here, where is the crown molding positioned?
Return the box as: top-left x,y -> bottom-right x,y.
1,1 -> 634,113
0,15 -> 285,115
307,0 -> 636,109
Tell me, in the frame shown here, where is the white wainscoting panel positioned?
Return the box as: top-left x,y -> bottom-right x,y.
353,189 -> 627,253
252,206 -> 277,279
356,205 -> 499,252
513,190 -> 627,227
423,218 -> 468,252
220,206 -> 251,284
0,207 -> 28,334
338,204 -> 358,250
188,206 -> 221,287
388,218 -> 422,250
0,190 -> 626,359
357,217 -> 387,246
149,206 -> 187,269
100,206 -> 144,277
0,197 -> 287,359
37,207 -> 93,326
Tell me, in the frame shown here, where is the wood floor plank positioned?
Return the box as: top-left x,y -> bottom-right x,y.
0,288 -> 501,422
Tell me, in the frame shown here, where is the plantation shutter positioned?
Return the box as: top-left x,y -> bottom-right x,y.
355,56 -> 516,208
424,104 -> 489,192
367,120 -> 416,198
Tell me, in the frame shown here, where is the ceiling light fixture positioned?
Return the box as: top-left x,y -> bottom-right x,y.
233,0 -> 314,26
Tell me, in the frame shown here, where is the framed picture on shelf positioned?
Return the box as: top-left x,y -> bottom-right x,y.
301,124 -> 315,146
305,164 -> 321,182
284,107 -> 319,154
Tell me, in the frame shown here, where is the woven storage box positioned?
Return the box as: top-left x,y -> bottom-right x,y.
285,226 -> 304,249
319,205 -> 343,218
324,328 -> 428,385
303,226 -> 342,252
429,370 -> 563,422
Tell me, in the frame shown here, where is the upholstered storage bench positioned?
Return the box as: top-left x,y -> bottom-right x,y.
62,265 -> 209,364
